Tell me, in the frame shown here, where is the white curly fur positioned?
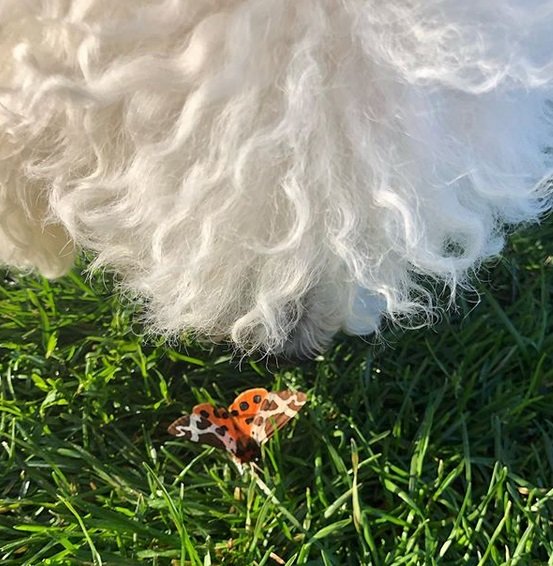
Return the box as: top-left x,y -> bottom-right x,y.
1,0 -> 552,355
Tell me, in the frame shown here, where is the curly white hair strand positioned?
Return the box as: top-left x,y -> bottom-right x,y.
0,0 -> 552,355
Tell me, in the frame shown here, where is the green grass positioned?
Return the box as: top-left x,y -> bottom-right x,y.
1,222 -> 553,565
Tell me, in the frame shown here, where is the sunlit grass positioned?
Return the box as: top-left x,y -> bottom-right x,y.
1,222 -> 553,565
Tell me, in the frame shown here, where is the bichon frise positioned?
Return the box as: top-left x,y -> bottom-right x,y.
1,1 -> 552,356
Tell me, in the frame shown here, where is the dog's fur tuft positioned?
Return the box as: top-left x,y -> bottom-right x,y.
1,1 -> 552,355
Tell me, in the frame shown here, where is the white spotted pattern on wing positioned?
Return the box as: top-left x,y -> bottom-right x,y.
174,414 -> 238,454
252,392 -> 307,443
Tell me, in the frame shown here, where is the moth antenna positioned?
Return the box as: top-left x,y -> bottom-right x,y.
249,470 -> 303,532
249,466 -> 273,500
232,457 -> 246,475
249,461 -> 263,475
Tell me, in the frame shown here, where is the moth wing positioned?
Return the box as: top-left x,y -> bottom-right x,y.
192,403 -> 234,428
251,390 -> 307,444
167,413 -> 238,455
228,388 -> 269,437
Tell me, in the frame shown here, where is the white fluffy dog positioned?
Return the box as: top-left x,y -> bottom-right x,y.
1,1 -> 552,356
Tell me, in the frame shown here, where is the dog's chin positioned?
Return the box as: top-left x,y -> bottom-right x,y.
1,1 -> 553,356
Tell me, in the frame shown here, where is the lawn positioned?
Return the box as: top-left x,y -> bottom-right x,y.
1,221 -> 553,565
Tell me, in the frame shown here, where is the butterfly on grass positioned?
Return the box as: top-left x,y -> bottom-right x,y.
168,388 -> 307,465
